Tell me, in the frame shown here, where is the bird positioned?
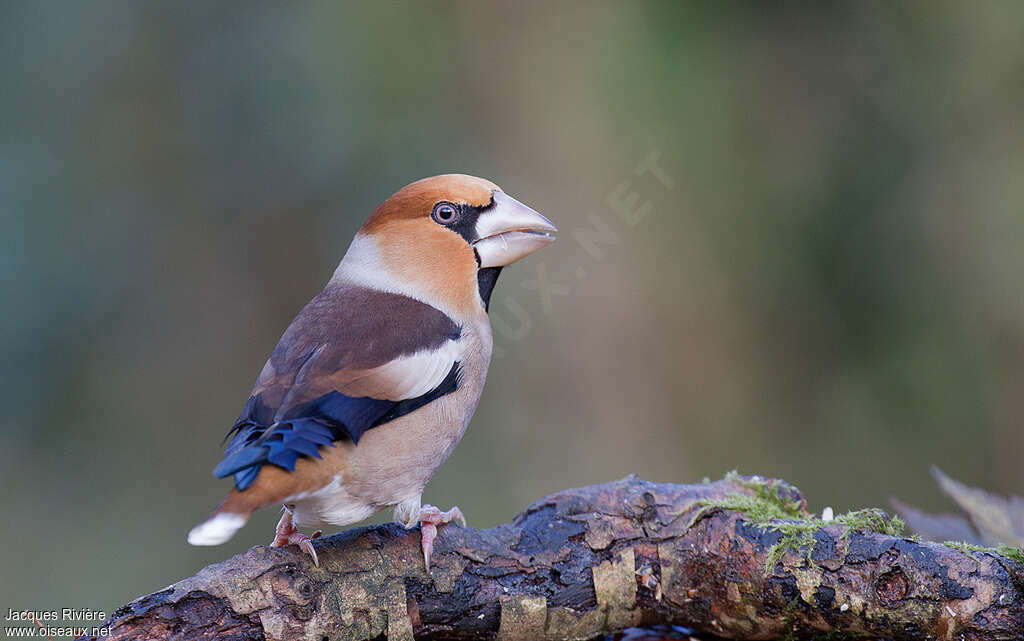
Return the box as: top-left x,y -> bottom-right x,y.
187,174 -> 556,570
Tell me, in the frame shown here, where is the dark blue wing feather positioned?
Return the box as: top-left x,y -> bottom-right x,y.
215,362 -> 461,490
282,434 -> 322,458
233,466 -> 260,490
213,443 -> 271,478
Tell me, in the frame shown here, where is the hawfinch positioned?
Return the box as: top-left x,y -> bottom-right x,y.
188,174 -> 556,569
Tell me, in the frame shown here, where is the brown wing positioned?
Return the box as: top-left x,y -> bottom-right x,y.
215,281 -> 463,490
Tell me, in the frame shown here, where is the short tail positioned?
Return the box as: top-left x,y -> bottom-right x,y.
188,466 -> 297,545
187,510 -> 249,546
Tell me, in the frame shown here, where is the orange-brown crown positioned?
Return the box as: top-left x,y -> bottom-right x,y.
360,174 -> 500,235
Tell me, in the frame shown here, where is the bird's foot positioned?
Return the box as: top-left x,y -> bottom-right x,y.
270,509 -> 322,567
419,504 -> 465,572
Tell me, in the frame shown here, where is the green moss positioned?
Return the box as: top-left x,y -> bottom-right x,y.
688,473 -> 905,574
686,491 -> 802,531
763,520 -> 820,571
726,471 -> 792,498
995,545 -> 1024,562
944,541 -> 1024,563
834,509 -> 905,538
723,471 -> 805,512
944,541 -> 985,555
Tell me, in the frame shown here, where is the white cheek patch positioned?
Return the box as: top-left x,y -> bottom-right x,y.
333,234 -> 465,319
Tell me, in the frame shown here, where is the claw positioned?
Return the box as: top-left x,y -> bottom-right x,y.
271,509 -> 320,567
297,537 -> 320,568
421,522 -> 438,571
419,504 -> 466,572
452,509 -> 467,528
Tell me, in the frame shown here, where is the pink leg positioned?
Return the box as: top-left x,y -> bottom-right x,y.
419,504 -> 466,571
270,509 -> 322,567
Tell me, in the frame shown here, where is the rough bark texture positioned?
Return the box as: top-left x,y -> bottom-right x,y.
83,476 -> 1024,641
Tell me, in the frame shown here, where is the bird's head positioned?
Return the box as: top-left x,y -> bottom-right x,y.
336,174 -> 557,316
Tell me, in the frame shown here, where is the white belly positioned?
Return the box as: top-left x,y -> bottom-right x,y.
286,474 -> 378,528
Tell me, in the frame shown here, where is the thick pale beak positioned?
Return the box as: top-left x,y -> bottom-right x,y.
473,191 -> 557,268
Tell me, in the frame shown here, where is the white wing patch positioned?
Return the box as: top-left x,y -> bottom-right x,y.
340,338 -> 462,401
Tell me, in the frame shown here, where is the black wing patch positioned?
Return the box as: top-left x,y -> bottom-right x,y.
215,362 -> 461,490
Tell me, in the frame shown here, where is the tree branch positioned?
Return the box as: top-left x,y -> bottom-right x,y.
84,475 -> 1024,641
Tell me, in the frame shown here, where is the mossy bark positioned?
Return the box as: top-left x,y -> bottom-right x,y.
81,476 -> 1024,641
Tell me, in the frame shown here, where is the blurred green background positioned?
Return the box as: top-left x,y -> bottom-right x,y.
2,0 -> 1022,617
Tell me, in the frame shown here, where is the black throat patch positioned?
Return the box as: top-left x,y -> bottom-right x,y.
477,266 -> 502,311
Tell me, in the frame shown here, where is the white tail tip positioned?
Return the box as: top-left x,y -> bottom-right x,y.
188,512 -> 247,546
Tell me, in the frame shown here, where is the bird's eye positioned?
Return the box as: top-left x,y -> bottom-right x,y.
431,202 -> 458,225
